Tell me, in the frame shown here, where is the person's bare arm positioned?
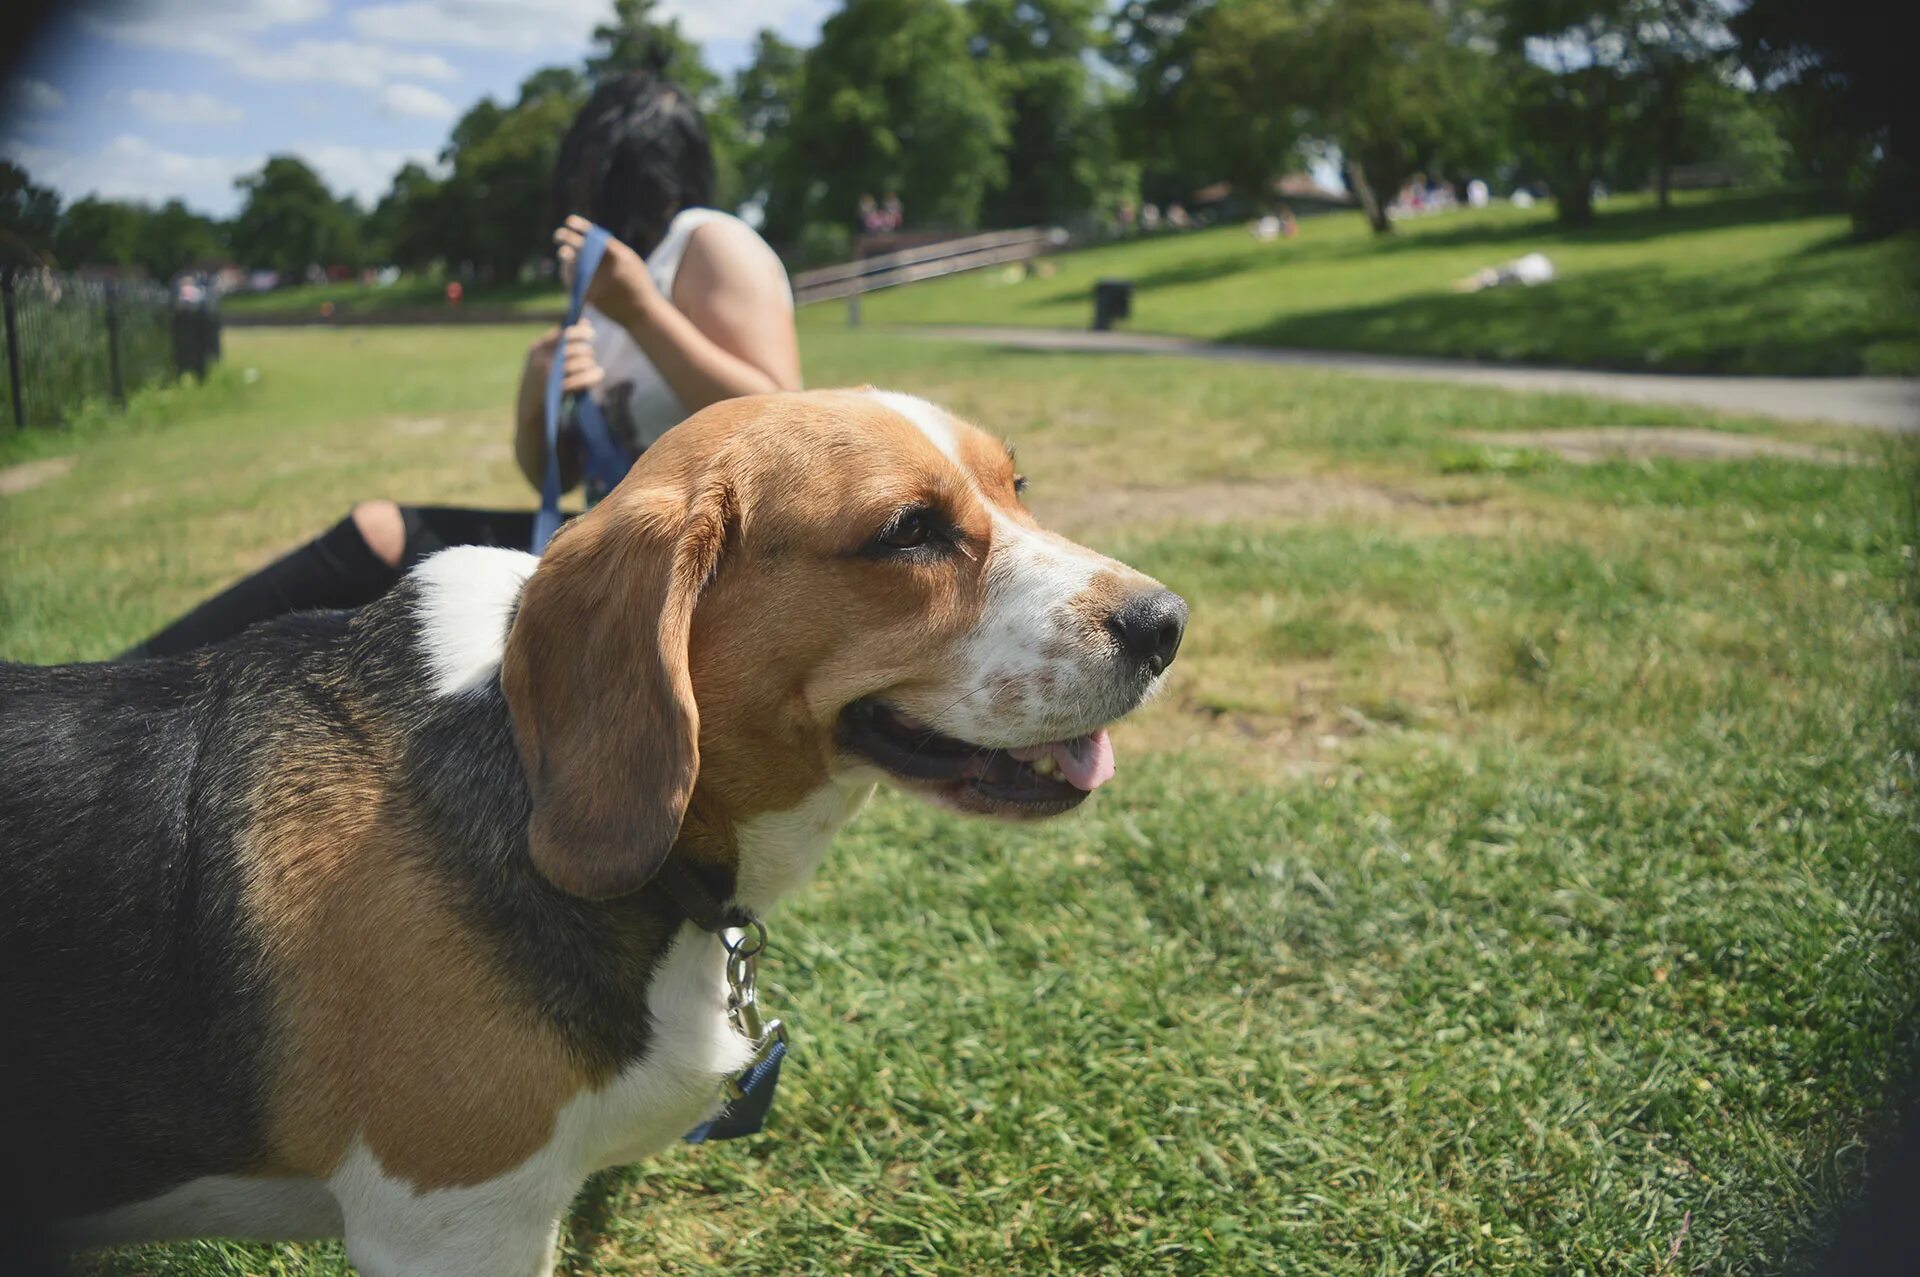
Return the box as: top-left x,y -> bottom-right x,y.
553,215 -> 800,414
513,322 -> 600,491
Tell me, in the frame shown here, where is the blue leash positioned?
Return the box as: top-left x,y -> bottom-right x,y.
532,231 -> 784,1142
532,223 -> 636,555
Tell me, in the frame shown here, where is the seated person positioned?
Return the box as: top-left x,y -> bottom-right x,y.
126,70 -> 799,660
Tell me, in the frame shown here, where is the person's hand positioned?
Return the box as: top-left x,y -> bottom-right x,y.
528,321 -> 603,394
554,215 -> 659,328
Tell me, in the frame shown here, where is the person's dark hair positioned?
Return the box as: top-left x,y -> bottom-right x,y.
552,69 -> 715,260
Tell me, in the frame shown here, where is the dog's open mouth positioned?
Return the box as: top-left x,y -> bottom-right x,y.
836,698 -> 1117,816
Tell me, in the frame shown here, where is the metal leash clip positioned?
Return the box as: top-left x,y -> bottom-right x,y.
720,921 -> 787,1100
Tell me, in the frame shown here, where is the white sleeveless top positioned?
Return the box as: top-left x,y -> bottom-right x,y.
581,208 -> 793,456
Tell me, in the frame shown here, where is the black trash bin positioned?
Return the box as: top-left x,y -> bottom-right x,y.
171,303 -> 221,380
1092,278 -> 1133,331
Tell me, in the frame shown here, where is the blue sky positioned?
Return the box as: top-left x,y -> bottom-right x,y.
2,0 -> 835,217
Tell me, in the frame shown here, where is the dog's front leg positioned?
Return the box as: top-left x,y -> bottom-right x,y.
329,1144 -> 582,1277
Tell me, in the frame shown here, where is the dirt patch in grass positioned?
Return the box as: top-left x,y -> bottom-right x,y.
1458,427 -> 1857,465
0,456 -> 76,496
1031,475 -> 1430,536
389,416 -> 450,437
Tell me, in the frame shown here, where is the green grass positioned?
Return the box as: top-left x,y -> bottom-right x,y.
219,276 -> 565,316
809,189 -> 1920,376
3,327 -> 1916,1274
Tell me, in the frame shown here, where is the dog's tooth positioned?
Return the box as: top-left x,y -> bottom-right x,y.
1031,755 -> 1057,776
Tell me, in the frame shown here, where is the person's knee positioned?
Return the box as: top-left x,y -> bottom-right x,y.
351,500 -> 407,568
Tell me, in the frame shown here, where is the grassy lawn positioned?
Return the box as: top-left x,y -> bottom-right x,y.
3,326 -> 1917,1274
219,276 -> 565,316
807,189 -> 1920,377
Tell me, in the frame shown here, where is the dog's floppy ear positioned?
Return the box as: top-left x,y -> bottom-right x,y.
501,474 -> 736,899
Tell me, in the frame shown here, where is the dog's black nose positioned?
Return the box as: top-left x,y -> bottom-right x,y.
1107,589 -> 1188,675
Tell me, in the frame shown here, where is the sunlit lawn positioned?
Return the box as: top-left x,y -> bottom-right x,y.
2,327 -> 1915,1274
812,189 -> 1920,376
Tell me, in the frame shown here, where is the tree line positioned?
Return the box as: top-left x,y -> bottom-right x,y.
1,0 -> 1907,283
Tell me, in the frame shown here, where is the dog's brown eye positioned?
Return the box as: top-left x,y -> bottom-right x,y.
877,509 -> 932,550
1013,474 -> 1028,496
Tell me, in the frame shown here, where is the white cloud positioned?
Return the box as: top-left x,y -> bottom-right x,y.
85,0 -> 455,92
349,0 -> 603,51
300,143 -> 437,204
240,40 -> 458,89
127,89 -> 245,126
82,0 -> 330,46
347,0 -> 832,51
378,83 -> 457,121
8,78 -> 66,114
1,134 -> 259,211
661,0 -> 831,45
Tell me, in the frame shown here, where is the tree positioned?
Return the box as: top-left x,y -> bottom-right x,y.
1186,0 -> 1505,234
1498,0 -> 1732,225
588,0 -> 718,99
968,0 -> 1128,228
367,161 -> 446,270
137,199 -> 226,279
52,197 -> 147,271
1735,0 -> 1916,235
229,157 -> 358,274
777,0 -> 1009,239
732,29 -> 805,222
1,161 -> 60,264
1108,0 -> 1218,205
430,68 -> 587,279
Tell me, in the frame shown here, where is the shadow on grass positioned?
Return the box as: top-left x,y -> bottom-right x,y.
1220,256 -> 1910,377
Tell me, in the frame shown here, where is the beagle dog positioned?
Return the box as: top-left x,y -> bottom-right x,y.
0,389 -> 1187,1276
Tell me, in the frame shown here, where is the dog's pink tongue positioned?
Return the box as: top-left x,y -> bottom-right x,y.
1053,729 -> 1115,791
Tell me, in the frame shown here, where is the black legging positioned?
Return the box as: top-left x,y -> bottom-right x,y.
124,506 -> 567,660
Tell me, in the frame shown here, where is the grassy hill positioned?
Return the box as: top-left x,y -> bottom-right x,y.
5,326 -> 1916,1272
219,275 -> 564,317
805,190 -> 1919,377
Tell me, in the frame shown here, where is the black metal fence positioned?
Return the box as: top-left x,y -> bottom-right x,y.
1,269 -> 221,431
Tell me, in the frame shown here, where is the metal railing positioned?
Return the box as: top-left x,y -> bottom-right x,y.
792,228 -> 1059,312
1,269 -> 220,430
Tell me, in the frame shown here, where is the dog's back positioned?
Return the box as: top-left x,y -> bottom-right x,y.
0,618 -> 349,1230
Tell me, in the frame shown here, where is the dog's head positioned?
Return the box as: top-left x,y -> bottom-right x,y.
501,389 -> 1187,899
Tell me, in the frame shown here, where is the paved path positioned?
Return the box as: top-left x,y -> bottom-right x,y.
905,326 -> 1920,433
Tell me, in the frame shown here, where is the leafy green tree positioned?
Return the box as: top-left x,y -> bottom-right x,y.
1185,0 -> 1505,234
367,161 -> 446,270
1500,0 -> 1733,224
1735,0 -> 1914,234
588,0 -> 718,99
776,0 -> 1009,239
432,68 -> 587,279
52,198 -> 147,271
229,157 -> 358,274
968,0 -> 1128,228
732,29 -> 805,222
137,199 -> 227,279
1108,0 -> 1218,205
1,161 -> 60,264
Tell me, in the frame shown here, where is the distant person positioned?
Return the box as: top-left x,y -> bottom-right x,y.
1454,251 -> 1556,293
858,192 -> 882,235
1279,205 -> 1299,239
1167,203 -> 1191,230
1251,214 -> 1281,242
124,70 -> 800,660
1140,203 -> 1161,232
1466,178 -> 1490,209
881,191 -> 903,232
